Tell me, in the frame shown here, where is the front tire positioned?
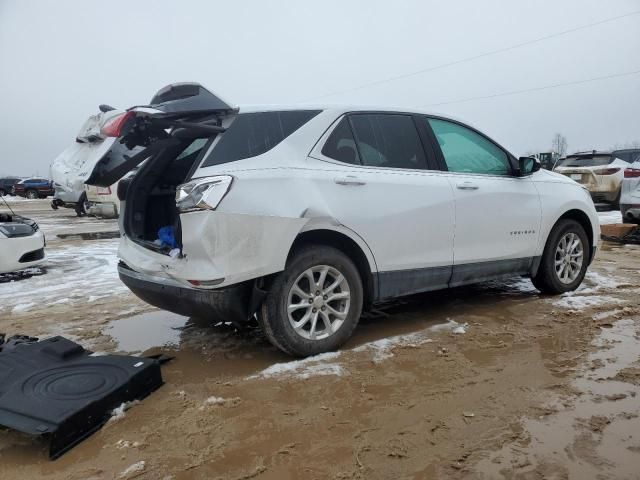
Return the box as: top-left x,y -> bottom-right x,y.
25,189 -> 38,199
532,219 -> 589,294
0,189 -> 6,196
259,245 -> 363,357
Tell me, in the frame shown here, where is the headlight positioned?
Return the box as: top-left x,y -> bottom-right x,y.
176,175 -> 233,212
0,223 -> 36,238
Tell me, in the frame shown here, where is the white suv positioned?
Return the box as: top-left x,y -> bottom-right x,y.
87,83 -> 599,357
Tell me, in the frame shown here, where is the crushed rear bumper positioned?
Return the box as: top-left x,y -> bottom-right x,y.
118,262 -> 257,324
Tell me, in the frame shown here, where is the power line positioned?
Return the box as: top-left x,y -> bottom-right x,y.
304,10 -> 640,101
420,69 -> 640,107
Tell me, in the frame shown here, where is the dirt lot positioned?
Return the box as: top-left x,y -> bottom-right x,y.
1,199 -> 639,479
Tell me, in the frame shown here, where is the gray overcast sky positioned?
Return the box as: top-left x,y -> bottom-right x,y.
0,0 -> 639,176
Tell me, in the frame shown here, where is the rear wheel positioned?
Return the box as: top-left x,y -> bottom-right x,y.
25,189 -> 38,199
75,193 -> 88,216
532,219 -> 589,294
612,189 -> 621,209
0,189 -> 6,196
259,245 -> 363,357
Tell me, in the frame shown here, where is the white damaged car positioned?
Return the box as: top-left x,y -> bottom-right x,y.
86,83 -> 599,357
50,105 -> 129,217
0,210 -> 45,274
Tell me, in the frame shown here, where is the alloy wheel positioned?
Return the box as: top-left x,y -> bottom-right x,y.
287,265 -> 350,340
554,232 -> 584,284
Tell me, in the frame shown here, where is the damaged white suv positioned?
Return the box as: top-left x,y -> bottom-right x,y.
87,83 -> 599,357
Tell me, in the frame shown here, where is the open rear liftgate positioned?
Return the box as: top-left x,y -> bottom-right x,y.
0,335 -> 164,459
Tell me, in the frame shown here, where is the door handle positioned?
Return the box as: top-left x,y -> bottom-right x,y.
334,176 -> 366,186
456,182 -> 479,190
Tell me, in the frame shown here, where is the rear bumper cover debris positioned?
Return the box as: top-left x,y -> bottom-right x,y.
0,335 -> 163,459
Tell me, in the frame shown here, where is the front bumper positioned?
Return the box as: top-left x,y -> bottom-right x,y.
118,262 -> 255,323
0,233 -> 46,274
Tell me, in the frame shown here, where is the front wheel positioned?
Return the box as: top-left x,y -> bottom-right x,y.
532,219 -> 589,294
259,245 -> 363,357
25,189 -> 38,199
0,189 -> 6,196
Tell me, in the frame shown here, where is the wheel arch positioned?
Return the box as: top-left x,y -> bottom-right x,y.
287,227 -> 377,307
557,209 -> 595,262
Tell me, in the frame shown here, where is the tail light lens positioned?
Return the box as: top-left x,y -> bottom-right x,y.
96,186 -> 112,195
594,167 -> 620,176
624,168 -> 640,178
176,176 -> 233,213
101,111 -> 135,137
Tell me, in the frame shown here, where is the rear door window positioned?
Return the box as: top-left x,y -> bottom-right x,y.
349,114 -> 427,169
201,110 -> 320,167
426,118 -> 511,176
321,118 -> 360,164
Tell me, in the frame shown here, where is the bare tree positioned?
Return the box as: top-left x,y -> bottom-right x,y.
551,133 -> 568,157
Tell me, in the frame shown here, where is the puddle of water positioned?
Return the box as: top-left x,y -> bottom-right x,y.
104,311 -> 188,353
474,318 -> 640,479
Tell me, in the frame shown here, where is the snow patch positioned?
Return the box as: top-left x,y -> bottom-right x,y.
248,351 -> 343,380
249,319 -> 468,379
452,324 -> 467,334
109,400 -> 139,422
115,439 -> 141,449
11,302 -> 35,313
0,239 -> 129,319
553,271 -> 623,310
119,461 -> 145,478
598,210 -> 622,225
204,395 -> 241,407
354,331 -> 435,363
554,295 -> 621,310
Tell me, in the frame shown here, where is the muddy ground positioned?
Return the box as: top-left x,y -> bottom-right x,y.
1,200 -> 639,479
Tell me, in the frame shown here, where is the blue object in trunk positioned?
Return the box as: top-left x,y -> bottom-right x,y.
158,226 -> 178,249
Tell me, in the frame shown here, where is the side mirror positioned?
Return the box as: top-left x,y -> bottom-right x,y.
518,156 -> 541,176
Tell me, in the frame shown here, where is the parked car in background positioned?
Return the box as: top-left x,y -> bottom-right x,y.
612,148 -> 640,164
0,210 -> 45,273
0,177 -> 21,196
50,105 -> 125,216
553,151 -> 631,207
621,160 -> 640,224
87,83 -> 599,357
84,183 -> 120,218
13,178 -> 54,199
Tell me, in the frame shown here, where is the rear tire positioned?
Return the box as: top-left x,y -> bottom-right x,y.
532,219 -> 589,294
0,189 -> 6,196
259,245 -> 363,357
25,189 -> 38,199
75,193 -> 88,216
612,189 -> 621,209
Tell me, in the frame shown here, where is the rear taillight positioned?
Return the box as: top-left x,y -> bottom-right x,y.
101,111 -> 135,137
96,186 -> 111,195
594,167 -> 620,176
624,168 -> 640,178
